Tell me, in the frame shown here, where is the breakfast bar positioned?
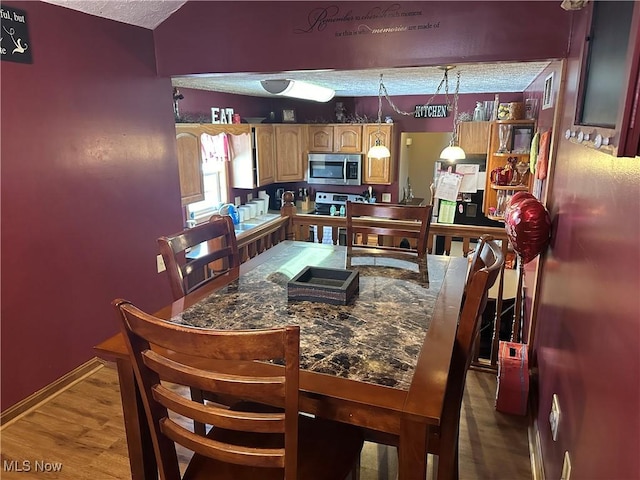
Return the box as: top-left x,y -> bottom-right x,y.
95,241 -> 468,480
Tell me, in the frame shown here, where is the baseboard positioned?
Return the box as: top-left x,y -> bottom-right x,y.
528,366 -> 545,480
0,357 -> 104,429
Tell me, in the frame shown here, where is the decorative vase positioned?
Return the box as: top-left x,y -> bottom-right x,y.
498,124 -> 512,153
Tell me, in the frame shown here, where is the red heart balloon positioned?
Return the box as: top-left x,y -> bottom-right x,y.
504,198 -> 551,263
504,192 -> 536,222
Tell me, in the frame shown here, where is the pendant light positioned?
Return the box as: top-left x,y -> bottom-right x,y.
367,67 -> 466,161
439,68 -> 466,162
367,74 -> 391,159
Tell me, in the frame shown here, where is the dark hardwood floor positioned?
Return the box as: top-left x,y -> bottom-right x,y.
0,363 -> 531,479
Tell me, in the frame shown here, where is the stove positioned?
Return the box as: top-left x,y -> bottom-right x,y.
314,191 -> 367,216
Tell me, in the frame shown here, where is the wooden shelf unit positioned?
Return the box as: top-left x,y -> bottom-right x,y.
483,120 -> 536,219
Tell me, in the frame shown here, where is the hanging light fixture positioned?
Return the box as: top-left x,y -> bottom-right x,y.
367,66 -> 466,162
438,67 -> 466,162
260,79 -> 335,102
367,74 -> 391,159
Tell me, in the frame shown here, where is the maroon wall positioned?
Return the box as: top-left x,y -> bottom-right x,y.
531,5 -> 640,479
1,2 -> 183,409
154,1 -> 572,76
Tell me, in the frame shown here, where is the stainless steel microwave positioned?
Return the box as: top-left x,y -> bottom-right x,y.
307,153 -> 362,186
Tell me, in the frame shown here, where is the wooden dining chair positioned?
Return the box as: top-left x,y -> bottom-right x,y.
157,215 -> 240,301
345,201 -> 433,283
113,299 -> 364,480
366,236 -> 504,480
429,235 -> 504,480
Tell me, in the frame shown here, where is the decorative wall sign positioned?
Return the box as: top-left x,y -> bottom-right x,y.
211,107 -> 234,124
414,104 -> 448,118
1,5 -> 32,64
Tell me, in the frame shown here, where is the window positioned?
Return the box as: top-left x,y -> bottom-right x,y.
187,134 -> 230,223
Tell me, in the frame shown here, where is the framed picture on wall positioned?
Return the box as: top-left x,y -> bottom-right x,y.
511,125 -> 534,153
282,109 -> 296,123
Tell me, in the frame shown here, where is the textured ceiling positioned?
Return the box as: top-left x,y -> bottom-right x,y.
42,0 -> 187,29
172,62 -> 551,97
43,1 -> 550,96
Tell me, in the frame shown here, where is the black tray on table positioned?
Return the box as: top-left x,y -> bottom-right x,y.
287,266 -> 359,305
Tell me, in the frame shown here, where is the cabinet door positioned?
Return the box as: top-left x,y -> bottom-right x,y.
308,125 -> 333,152
363,124 -> 393,184
254,125 -> 276,187
334,125 -> 362,152
275,125 -> 306,182
176,128 -> 205,206
457,121 -> 490,154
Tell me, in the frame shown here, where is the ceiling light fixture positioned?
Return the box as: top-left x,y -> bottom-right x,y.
367,74 -> 391,159
438,67 -> 466,162
370,66 -> 466,162
260,79 -> 335,102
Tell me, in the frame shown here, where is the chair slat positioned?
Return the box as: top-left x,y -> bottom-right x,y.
152,385 -> 285,433
160,418 -> 286,469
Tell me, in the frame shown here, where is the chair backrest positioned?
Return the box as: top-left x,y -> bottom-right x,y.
345,201 -> 432,257
435,236 -> 504,476
113,299 -> 301,480
465,234 -> 501,293
158,215 -> 240,300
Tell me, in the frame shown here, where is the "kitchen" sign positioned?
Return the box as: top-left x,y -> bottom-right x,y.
414,104 -> 449,118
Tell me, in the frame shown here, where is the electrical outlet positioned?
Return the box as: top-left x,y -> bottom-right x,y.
156,255 -> 166,273
234,196 -> 241,206
561,451 -> 572,480
549,393 -> 561,441
382,193 -> 392,202
247,193 -> 253,201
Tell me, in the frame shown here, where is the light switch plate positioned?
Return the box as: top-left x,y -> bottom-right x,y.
156,255 -> 166,273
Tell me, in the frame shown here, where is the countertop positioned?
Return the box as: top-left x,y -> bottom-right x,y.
171,241 -> 455,390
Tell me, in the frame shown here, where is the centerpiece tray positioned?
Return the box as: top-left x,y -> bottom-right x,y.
287,266 -> 359,305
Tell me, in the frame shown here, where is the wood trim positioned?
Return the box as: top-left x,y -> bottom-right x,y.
0,358 -> 104,429
528,367 -> 545,480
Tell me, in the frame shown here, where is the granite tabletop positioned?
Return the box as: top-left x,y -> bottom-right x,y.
170,241 -> 453,390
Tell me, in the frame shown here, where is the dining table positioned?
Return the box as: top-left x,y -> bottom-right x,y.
95,240 -> 467,480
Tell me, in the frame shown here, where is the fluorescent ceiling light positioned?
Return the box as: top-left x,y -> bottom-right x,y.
260,79 -> 335,102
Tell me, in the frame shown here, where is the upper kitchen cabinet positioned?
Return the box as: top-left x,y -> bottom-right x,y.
457,121 -> 490,154
253,125 -> 276,187
274,124 -> 307,182
363,124 -> 393,184
175,125 -> 205,206
308,124 -> 362,152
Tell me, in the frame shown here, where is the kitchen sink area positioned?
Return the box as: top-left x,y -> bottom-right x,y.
233,213 -> 280,236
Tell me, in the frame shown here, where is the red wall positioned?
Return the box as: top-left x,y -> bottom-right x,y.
154,1 -> 572,76
1,2 -> 184,409
531,5 -> 640,479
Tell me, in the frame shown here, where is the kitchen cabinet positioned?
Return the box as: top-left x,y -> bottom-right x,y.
253,124 -> 276,186
274,124 -> 307,182
483,120 -> 535,220
363,124 -> 393,184
175,125 -> 205,206
457,121 -> 490,154
308,124 -> 362,152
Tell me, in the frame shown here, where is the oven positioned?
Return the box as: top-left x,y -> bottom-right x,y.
313,191 -> 367,244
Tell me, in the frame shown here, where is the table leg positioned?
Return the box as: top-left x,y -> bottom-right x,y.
116,358 -> 158,480
398,418 -> 429,480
